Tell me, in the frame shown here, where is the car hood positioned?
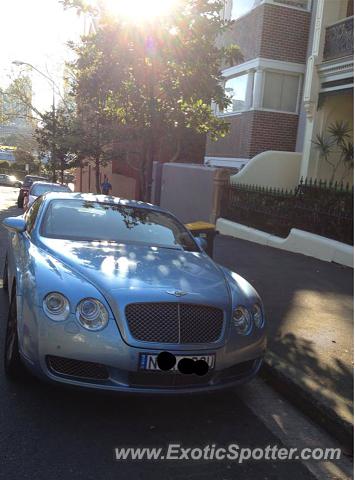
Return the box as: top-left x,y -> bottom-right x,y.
39,238 -> 230,307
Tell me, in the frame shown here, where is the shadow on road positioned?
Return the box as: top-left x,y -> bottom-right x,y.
214,235 -> 354,410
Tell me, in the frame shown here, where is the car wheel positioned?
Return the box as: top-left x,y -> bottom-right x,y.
2,257 -> 8,291
4,292 -> 25,380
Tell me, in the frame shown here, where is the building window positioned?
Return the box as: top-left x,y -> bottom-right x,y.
226,0 -> 310,19
262,72 -> 300,113
272,0 -> 310,10
230,0 -> 261,20
223,73 -> 251,113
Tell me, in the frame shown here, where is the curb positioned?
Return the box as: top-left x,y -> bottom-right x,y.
261,352 -> 353,449
216,219 -> 353,267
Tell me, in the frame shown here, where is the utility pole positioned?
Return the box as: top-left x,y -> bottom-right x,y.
51,85 -> 57,182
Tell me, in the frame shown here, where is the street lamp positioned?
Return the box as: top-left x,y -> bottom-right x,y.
12,60 -> 57,181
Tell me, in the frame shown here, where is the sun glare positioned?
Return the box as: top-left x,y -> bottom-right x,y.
105,0 -> 177,22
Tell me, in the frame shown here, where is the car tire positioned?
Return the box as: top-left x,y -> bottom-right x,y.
3,257 -> 8,291
4,291 -> 25,380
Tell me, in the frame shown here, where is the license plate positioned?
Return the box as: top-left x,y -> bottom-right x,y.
139,353 -> 215,372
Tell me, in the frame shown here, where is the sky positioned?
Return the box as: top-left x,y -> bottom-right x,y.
1,0 -> 85,112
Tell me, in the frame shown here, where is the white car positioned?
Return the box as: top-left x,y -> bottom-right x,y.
24,181 -> 72,210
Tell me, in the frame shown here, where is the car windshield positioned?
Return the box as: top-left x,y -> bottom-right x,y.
32,184 -> 70,196
41,199 -> 198,251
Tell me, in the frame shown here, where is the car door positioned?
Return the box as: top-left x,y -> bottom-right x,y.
8,198 -> 43,295
10,197 -> 45,343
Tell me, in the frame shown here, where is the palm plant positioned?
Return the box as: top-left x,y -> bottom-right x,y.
312,121 -> 353,182
340,141 -> 354,181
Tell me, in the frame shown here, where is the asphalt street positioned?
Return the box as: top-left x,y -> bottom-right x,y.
0,186 -> 351,480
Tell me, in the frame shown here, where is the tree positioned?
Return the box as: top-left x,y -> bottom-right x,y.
1,72 -> 76,182
312,121 -> 353,182
0,76 -> 38,123
14,148 -> 35,165
64,0 -> 239,199
1,75 -> 43,175
35,104 -> 80,182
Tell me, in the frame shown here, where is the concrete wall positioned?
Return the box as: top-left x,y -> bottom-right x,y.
230,151 -> 302,189
159,163 -> 217,223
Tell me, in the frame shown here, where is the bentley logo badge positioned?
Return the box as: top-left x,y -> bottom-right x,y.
166,290 -> 188,297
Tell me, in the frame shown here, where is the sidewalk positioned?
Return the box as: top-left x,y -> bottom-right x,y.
214,234 -> 353,445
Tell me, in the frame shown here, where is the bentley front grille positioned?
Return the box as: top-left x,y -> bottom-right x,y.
125,303 -> 224,344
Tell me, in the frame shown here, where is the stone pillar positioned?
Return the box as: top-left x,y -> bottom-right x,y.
246,70 -> 255,110
252,68 -> 264,109
210,168 -> 230,224
300,0 -> 327,180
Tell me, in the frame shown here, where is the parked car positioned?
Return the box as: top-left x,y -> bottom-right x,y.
2,193 -> 266,393
23,181 -> 72,210
17,175 -> 47,208
0,174 -> 22,188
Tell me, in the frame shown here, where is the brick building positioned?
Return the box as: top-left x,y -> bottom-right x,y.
205,0 -> 312,169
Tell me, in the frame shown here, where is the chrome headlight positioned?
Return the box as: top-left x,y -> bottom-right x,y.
252,303 -> 264,328
76,298 -> 109,331
43,292 -> 70,321
233,306 -> 252,335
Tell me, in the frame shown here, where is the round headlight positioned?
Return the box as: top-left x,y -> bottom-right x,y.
43,292 -> 70,321
252,303 -> 264,328
233,306 -> 252,335
76,298 -> 109,331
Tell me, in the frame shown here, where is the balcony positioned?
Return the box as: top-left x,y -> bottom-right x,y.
323,17 -> 354,62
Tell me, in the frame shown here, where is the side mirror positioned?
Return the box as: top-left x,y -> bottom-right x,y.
195,236 -> 208,252
2,217 -> 27,233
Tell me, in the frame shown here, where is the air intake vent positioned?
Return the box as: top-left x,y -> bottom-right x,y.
47,355 -> 109,380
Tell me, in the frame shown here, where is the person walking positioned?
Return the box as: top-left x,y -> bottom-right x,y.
101,175 -> 112,195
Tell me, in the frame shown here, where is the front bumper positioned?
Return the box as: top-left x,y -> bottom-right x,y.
20,306 -> 266,394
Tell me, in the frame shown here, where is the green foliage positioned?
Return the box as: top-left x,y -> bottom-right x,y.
312,133 -> 333,158
35,104 -> 81,181
14,148 -> 35,165
327,120 -> 352,146
0,161 -> 10,171
1,76 -> 39,122
341,140 -> 354,169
